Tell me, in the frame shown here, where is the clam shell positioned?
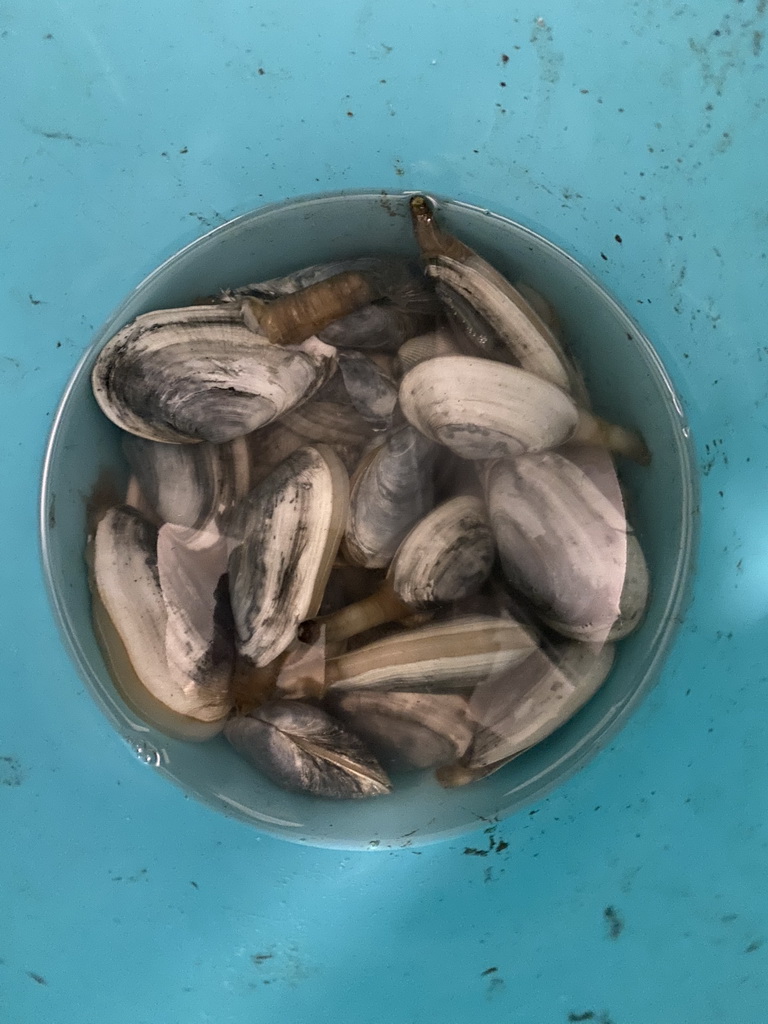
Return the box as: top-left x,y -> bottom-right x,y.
389,495 -> 495,608
399,355 -> 578,460
429,257 -> 572,388
464,641 -> 616,774
330,691 -> 474,770
123,434 -> 251,530
437,281 -> 521,364
224,700 -> 391,798
281,398 -> 374,448
337,351 -> 398,430
607,531 -> 649,640
409,196 -> 579,392
342,425 -> 437,568
486,452 -> 628,642
228,445 -> 349,667
244,421 -> 311,488
319,304 -> 436,351
233,257 -> 438,350
397,328 -> 461,373
90,507 -> 233,735
325,614 -> 538,693
92,305 -> 335,444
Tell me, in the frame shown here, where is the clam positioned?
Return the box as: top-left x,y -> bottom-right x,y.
324,615 -> 538,693
244,420 -> 312,488
89,506 -> 233,739
318,304 -> 436,352
224,700 -> 391,799
390,495 -> 495,606
399,355 -> 650,463
92,304 -> 336,444
560,446 -> 650,640
514,281 -> 563,336
337,351 -> 399,430
397,328 -> 462,372
440,284 -> 521,365
409,195 -> 586,395
438,641 -> 615,786
281,397 -> 374,448
330,691 -> 474,771
228,445 -> 349,667
318,495 -> 495,643
123,434 -> 251,530
486,452 -> 628,643
342,425 -> 437,569
239,258 -> 437,347
156,522 -> 233,697
608,531 -> 650,640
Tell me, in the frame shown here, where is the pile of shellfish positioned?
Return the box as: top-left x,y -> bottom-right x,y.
87,195 -> 651,800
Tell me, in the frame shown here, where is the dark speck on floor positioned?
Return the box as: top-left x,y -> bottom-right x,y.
604,905 -> 624,939
567,1013 -> 595,1022
0,756 -> 24,787
27,972 -> 47,986
464,846 -> 489,857
745,939 -> 764,953
481,966 -> 498,976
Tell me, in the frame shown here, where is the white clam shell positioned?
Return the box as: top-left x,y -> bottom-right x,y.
487,451 -> 628,643
399,356 -> 578,460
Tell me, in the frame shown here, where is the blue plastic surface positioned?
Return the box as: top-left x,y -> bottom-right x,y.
2,1 -> 767,1021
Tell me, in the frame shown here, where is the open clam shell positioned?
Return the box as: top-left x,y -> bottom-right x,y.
228,444 -> 350,667
92,305 -> 335,444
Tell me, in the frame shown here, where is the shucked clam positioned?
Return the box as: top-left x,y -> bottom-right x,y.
84,194 -> 655,807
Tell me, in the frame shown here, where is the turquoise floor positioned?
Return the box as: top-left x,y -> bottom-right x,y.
2,2 -> 767,1021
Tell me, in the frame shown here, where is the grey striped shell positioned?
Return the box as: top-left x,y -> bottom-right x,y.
92,305 -> 335,444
